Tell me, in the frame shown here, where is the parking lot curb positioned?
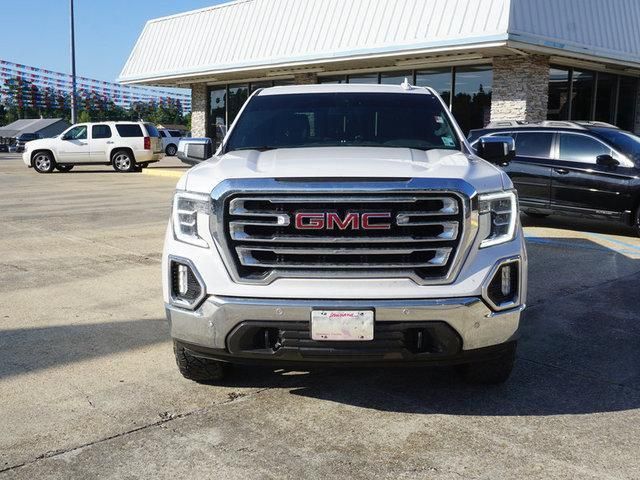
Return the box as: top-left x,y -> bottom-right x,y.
142,168 -> 186,179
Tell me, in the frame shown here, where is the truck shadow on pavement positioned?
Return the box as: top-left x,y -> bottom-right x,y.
0,319 -> 169,380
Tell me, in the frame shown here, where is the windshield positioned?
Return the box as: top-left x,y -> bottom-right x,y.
224,92 -> 460,153
592,128 -> 640,163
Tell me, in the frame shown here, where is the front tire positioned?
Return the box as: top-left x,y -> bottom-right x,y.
112,150 -> 136,172
457,342 -> 516,384
634,205 -> 640,237
165,144 -> 177,156
55,164 -> 74,172
173,341 -> 228,384
32,151 -> 56,173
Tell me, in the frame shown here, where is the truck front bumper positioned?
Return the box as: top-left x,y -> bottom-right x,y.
166,296 -> 523,366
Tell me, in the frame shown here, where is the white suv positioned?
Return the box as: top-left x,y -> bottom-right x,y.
159,128 -> 186,156
22,121 -> 164,173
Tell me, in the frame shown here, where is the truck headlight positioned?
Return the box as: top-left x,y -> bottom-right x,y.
172,191 -> 211,248
479,191 -> 518,248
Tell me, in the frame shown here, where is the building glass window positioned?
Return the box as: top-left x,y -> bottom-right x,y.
452,66 -> 492,134
617,77 -> 638,131
415,68 -> 452,107
570,70 -> 594,121
380,71 -> 412,85
318,75 -> 348,84
209,87 -> 227,148
594,73 -> 618,124
250,81 -> 273,92
227,84 -> 249,124
547,67 -> 570,120
347,73 -> 379,84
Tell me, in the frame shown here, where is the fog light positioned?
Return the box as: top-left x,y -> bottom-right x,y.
169,258 -> 205,310
483,258 -> 520,311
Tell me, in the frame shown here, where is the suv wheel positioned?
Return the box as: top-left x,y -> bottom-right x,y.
112,150 -> 136,172
32,152 -> 56,173
55,164 -> 74,172
457,342 -> 516,384
634,205 -> 640,237
173,341 -> 228,384
165,144 -> 177,156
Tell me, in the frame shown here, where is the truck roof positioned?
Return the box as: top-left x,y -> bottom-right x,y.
256,83 -> 435,96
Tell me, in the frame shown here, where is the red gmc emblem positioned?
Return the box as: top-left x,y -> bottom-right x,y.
294,212 -> 392,230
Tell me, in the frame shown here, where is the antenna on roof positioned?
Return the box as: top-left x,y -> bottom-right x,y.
401,78 -> 413,90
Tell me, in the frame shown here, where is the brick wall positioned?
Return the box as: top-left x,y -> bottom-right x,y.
190,83 -> 208,138
292,73 -> 318,84
491,55 -> 550,123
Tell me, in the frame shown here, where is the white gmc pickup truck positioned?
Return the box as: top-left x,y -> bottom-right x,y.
164,83 -> 527,384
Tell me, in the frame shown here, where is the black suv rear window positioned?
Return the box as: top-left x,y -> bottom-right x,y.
115,124 -> 143,137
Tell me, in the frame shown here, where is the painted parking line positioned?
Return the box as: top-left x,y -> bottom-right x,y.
585,232 -> 640,252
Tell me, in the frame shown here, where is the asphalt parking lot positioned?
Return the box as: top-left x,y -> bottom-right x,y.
0,153 -> 639,479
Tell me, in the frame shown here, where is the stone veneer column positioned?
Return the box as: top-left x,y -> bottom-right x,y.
190,83 -> 208,138
292,72 -> 318,84
490,55 -> 550,123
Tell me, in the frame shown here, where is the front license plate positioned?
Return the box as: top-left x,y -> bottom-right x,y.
311,310 -> 374,341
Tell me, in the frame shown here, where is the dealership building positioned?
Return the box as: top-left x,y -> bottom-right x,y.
119,0 -> 640,145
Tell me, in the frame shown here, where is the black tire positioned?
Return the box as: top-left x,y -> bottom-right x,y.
457,342 -> 517,384
524,211 -> 550,219
32,151 -> 56,173
173,340 -> 228,384
112,150 -> 136,172
634,205 -> 640,237
165,144 -> 178,156
55,164 -> 74,172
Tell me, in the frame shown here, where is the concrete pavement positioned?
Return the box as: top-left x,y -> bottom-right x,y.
0,155 -> 638,479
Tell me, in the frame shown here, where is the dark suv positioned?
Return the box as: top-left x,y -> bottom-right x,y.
15,133 -> 41,153
469,121 -> 640,235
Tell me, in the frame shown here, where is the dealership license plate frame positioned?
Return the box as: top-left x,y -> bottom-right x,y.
310,310 -> 374,341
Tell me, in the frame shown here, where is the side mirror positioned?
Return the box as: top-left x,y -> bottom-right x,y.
475,136 -> 516,166
61,134 -> 70,141
177,138 -> 213,165
596,154 -> 619,168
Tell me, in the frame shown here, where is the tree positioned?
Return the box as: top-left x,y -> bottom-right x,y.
78,110 -> 92,123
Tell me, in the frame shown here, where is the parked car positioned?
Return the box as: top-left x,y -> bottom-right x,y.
469,121 -> 640,235
164,83 -> 527,385
0,144 -> 8,153
22,121 -> 164,173
15,133 -> 41,153
158,128 -> 186,156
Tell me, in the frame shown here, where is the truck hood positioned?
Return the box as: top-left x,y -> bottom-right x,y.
180,147 -> 509,194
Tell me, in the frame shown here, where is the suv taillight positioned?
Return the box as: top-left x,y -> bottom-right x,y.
144,137 -> 151,150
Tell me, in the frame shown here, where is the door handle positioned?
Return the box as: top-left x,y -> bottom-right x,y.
106,141 -> 114,144
554,168 -> 569,175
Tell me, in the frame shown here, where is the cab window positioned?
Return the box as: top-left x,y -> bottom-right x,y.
92,125 -> 111,139
64,126 -> 87,140
559,134 -> 610,163
514,132 -> 553,159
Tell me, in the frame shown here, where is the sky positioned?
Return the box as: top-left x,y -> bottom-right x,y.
0,0 -> 226,83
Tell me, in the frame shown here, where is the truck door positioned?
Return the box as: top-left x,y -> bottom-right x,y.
90,124 -> 113,162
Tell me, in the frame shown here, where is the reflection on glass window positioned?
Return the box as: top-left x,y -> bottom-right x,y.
452,66 -> 492,134
380,71 -> 412,85
319,75 -> 347,84
595,73 -> 618,124
559,133 -> 610,163
617,77 -> 638,131
415,68 -> 452,106
209,87 -> 226,148
228,84 -> 249,124
348,73 -> 379,84
547,68 -> 570,120
514,132 -> 553,158
570,70 -> 594,121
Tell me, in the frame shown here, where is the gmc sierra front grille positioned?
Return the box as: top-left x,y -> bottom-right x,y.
222,193 -> 466,283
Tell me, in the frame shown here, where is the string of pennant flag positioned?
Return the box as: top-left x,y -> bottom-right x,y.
0,59 -> 191,112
